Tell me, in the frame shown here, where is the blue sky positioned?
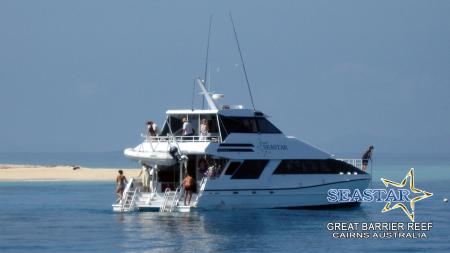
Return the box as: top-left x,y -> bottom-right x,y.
0,0 -> 449,156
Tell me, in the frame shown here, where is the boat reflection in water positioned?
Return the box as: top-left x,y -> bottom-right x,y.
115,207 -> 371,252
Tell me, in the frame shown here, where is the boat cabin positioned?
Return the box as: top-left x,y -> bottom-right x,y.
157,108 -> 283,143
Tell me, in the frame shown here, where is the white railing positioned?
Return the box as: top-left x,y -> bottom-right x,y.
160,188 -> 182,213
121,177 -> 134,202
172,188 -> 184,209
121,187 -> 140,212
141,134 -> 221,143
338,158 -> 363,170
194,177 -> 208,206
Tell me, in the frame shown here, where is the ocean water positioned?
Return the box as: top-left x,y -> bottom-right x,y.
0,155 -> 450,252
0,151 -> 136,168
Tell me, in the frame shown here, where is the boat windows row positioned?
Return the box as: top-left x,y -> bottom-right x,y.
222,159 -> 365,179
159,113 -> 282,140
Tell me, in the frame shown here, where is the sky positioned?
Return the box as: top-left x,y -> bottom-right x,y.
0,0 -> 449,157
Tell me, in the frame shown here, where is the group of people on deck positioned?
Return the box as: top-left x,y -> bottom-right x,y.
115,156 -> 222,206
115,168 -> 194,206
147,117 -> 210,140
182,117 -> 210,140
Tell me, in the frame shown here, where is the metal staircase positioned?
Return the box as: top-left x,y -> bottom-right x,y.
120,178 -> 140,212
121,187 -> 140,212
160,188 -> 183,213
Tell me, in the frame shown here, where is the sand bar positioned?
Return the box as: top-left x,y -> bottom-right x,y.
0,164 -> 139,182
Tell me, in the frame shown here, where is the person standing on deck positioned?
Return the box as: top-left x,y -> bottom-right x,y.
147,121 -> 157,136
199,119 -> 209,141
182,118 -> 194,136
138,165 -> 150,192
116,170 -> 128,202
362,146 -> 374,171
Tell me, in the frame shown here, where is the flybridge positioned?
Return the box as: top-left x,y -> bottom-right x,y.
160,80 -> 282,140
160,108 -> 282,143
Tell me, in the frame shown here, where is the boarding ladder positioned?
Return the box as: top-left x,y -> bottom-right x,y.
160,188 -> 183,213
121,183 -> 140,212
194,177 -> 208,206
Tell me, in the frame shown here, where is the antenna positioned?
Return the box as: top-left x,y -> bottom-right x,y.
202,15 -> 213,109
229,12 -> 256,111
191,78 -> 196,111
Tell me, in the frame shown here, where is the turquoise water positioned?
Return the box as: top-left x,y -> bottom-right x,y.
0,151 -> 136,168
0,156 -> 450,252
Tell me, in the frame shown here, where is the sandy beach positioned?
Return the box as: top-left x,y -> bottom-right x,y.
0,164 -> 139,182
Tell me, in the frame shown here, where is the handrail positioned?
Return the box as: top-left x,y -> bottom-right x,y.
160,188 -> 182,212
170,188 -> 182,212
120,177 -> 134,203
142,134 -> 221,143
174,187 -> 184,208
121,187 -> 139,212
194,177 -> 208,206
160,188 -> 171,212
337,158 -> 363,170
128,188 -> 139,212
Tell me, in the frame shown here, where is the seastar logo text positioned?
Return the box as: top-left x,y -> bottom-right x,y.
327,168 -> 433,222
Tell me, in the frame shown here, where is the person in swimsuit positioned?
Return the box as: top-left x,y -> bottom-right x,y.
182,173 -> 195,206
116,170 -> 128,201
362,145 -> 374,171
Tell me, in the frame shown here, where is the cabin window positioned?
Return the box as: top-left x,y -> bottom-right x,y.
231,160 -> 269,179
160,116 -> 184,136
220,116 -> 258,134
160,114 -> 219,137
219,116 -> 281,139
200,114 -> 219,137
272,159 -> 365,174
256,118 -> 281,133
160,121 -> 170,136
224,162 -> 242,175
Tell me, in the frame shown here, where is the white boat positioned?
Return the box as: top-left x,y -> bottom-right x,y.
113,78 -> 371,213
113,19 -> 371,212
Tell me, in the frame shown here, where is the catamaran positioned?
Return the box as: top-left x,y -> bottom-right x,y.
112,17 -> 371,213
112,78 -> 370,212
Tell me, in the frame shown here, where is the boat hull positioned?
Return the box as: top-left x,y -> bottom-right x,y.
195,178 -> 370,210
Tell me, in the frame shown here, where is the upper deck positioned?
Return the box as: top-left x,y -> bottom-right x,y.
149,108 -> 283,144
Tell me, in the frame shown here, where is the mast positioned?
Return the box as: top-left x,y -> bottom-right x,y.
196,78 -> 218,110
229,13 -> 256,112
202,15 -> 213,109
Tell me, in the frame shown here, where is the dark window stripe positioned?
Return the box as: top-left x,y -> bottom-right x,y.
225,162 -> 242,175
231,160 -> 269,179
272,159 -> 366,174
217,148 -> 254,152
218,116 -> 282,140
219,143 -> 254,147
